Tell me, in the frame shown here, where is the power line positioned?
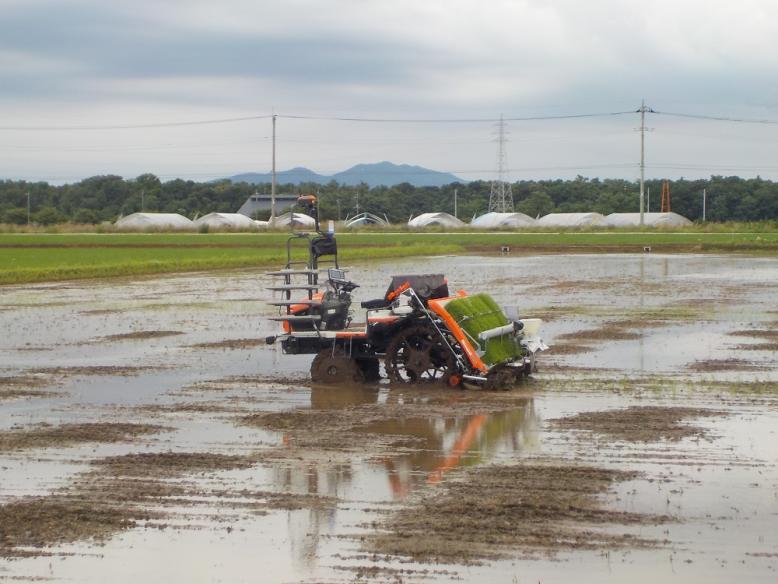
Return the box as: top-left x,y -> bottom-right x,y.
0,114 -> 273,132
4,107 -> 778,132
652,110 -> 778,125
0,110 -> 635,132
648,163 -> 778,171
0,137 -> 272,152
279,111 -> 635,123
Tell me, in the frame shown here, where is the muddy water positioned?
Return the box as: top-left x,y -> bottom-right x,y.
1,253 -> 777,583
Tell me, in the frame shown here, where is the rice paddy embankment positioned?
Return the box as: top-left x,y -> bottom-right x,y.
1,229 -> 776,285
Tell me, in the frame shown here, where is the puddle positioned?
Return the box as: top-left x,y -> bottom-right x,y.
1,253 -> 777,582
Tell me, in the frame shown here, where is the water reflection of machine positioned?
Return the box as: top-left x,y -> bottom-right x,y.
271,385 -> 539,569
370,398 -> 538,497
308,385 -> 538,496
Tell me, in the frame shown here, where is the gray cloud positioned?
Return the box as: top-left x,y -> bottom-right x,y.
1,0 -> 778,182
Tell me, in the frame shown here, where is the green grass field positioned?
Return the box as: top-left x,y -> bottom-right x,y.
1,229 -> 777,285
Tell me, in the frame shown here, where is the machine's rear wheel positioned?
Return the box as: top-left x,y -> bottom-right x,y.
384,325 -> 456,384
310,348 -> 365,384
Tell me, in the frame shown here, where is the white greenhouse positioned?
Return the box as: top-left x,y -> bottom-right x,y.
344,212 -> 389,227
537,212 -> 605,227
115,213 -> 193,231
193,212 -> 257,230
408,212 -> 465,228
603,212 -> 692,227
273,212 -> 316,228
469,212 -> 537,228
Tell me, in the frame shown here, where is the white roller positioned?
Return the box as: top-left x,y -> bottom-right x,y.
477,323 -> 515,341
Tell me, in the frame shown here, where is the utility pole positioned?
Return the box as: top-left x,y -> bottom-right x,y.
454,188 -> 458,219
26,191 -> 30,225
647,187 -> 650,213
638,100 -> 648,226
702,188 -> 707,222
270,113 -> 277,225
141,189 -> 145,212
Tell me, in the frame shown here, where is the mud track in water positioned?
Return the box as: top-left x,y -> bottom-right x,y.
0,451 -> 336,557
548,406 -> 724,443
688,359 -> 768,372
366,462 -> 667,564
0,375 -> 59,400
30,365 -> 165,377
729,329 -> 778,351
97,330 -> 184,342
555,321 -> 644,342
0,423 -> 170,452
186,338 -> 269,350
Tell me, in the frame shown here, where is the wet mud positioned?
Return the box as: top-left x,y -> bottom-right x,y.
548,406 -> 724,443
187,338 -> 269,350
1,253 -> 777,583
729,329 -> 778,352
0,451 -> 337,557
0,423 -> 170,452
366,462 -> 664,564
98,331 -> 184,342
688,359 -> 769,372
30,365 -> 164,377
0,375 -> 58,401
556,321 -> 644,342
0,453 -> 251,556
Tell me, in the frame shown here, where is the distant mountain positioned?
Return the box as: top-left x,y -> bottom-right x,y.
227,167 -> 329,185
332,162 -> 462,187
225,162 -> 463,187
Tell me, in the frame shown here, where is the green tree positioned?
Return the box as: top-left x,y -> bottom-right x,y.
73,208 -> 99,224
2,207 -> 28,224
517,190 -> 554,218
33,207 -> 66,225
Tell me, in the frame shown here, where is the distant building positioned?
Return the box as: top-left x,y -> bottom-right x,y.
274,212 -> 316,228
344,212 -> 389,227
408,212 -> 465,228
193,212 -> 258,230
237,193 -> 298,218
603,212 -> 692,227
470,212 -> 536,228
537,212 -> 605,227
115,212 -> 193,230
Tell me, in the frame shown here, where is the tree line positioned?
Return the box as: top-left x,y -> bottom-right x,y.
1,173 -> 776,225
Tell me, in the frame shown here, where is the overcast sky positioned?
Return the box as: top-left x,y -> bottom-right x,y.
1,0 -> 778,184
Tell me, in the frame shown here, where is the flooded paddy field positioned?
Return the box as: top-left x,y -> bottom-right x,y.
1,252 -> 777,583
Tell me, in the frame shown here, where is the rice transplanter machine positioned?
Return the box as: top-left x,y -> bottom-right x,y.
265,196 -> 547,388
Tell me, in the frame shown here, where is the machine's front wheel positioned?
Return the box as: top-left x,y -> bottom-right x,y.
484,366 -> 521,390
384,325 -> 456,384
357,358 -> 381,382
310,348 -> 365,384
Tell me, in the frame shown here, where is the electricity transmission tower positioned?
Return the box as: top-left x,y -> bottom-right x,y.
487,114 -> 514,213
